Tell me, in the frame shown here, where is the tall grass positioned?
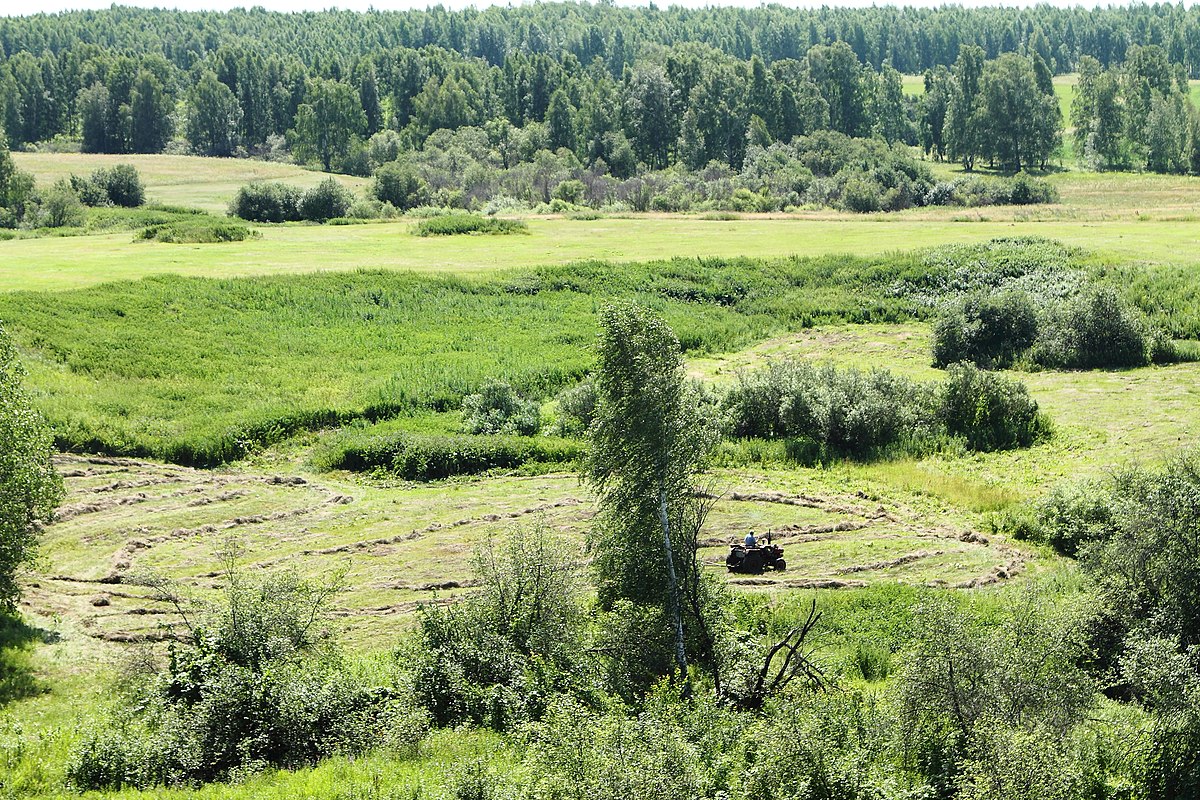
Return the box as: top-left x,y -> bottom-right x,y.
1,238 -> 1193,466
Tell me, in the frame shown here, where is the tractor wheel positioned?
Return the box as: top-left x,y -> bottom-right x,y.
774,559 -> 786,571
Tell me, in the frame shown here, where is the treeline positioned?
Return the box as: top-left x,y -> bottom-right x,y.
5,2 -> 1200,77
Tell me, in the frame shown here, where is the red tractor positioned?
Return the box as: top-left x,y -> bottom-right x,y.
726,531 -> 786,574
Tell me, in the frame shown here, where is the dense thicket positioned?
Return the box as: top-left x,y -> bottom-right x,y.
722,360 -> 1047,460
3,4 -> 1198,179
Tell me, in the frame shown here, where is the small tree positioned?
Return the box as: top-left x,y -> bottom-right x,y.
0,324 -> 63,609
585,302 -> 715,675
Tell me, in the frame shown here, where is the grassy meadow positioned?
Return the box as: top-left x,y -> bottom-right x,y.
4,141 -> 1200,797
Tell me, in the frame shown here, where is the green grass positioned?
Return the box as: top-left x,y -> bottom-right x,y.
4,238 -> 1196,467
412,214 -> 529,236
5,157 -> 1200,292
9,153 -> 369,215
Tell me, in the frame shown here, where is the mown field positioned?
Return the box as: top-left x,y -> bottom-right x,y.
3,151 -> 1200,797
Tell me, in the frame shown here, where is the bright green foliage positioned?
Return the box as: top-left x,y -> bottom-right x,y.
413,214 -> 528,236
0,325 -> 63,610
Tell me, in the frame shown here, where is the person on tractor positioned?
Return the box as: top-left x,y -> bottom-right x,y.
744,530 -> 757,548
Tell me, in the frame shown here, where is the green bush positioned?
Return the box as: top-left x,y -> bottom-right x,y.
25,181 -> 86,228
66,559 -> 410,789
722,361 -> 931,459
75,164 -> 145,208
298,178 -> 354,222
462,379 -> 541,436
315,430 -> 583,479
373,161 -> 430,210
229,181 -> 303,223
137,220 -> 258,243
411,525 -> 585,729
551,376 -> 597,436
1033,286 -> 1151,369
722,360 -> 1046,458
413,214 -> 528,236
932,291 -> 1040,369
937,362 -> 1048,451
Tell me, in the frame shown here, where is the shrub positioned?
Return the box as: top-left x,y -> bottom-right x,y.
552,179 -> 586,205
66,554 -> 409,789
1007,172 -> 1059,205
723,360 -> 1046,459
229,181 -> 303,223
840,175 -> 883,212
932,291 -> 1040,368
137,220 -> 258,243
937,362 -> 1048,450
1019,480 -> 1113,556
372,161 -> 429,210
722,361 -> 931,459
298,178 -> 353,222
316,430 -> 583,480
551,376 -> 597,436
1033,286 -> 1150,369
462,379 -> 541,435
410,524 -> 585,729
413,213 -> 528,236
26,181 -> 86,228
79,164 -> 145,207
68,173 -> 111,206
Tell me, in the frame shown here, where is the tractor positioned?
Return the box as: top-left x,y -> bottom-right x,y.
726,532 -> 786,574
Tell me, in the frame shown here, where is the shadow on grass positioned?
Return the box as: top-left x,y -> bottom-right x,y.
0,613 -> 51,706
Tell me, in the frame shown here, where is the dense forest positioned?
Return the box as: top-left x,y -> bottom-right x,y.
1,3 -> 1199,215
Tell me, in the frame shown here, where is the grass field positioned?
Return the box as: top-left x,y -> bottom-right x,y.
9,153 -> 370,215
15,238 -> 1197,467
5,152 -> 1200,293
5,138 -> 1200,797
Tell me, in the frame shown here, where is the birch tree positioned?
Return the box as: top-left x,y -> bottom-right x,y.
585,303 -> 714,675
